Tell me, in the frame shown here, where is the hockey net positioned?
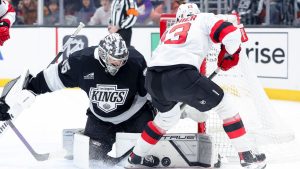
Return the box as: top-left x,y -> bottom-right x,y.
160,13 -> 296,163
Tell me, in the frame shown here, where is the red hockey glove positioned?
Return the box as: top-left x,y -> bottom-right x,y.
217,44 -> 241,71
0,20 -> 10,46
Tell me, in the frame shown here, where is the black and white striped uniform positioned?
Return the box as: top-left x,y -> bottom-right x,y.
110,0 -> 137,29
110,0 -> 138,46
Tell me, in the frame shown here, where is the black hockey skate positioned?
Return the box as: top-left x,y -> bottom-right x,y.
126,152 -> 160,168
239,151 -> 267,169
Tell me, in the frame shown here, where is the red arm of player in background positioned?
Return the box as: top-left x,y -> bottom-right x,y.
0,0 -> 16,46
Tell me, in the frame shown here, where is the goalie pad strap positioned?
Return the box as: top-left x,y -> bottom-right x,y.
141,121 -> 163,145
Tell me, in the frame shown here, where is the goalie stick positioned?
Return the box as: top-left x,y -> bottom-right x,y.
0,75 -> 50,161
47,22 -> 85,67
0,23 -> 85,161
7,121 -> 50,161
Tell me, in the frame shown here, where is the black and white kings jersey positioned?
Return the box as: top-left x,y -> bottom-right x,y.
27,46 -> 148,124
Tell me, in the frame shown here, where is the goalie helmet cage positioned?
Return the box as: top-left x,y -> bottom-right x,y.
159,13 -> 296,163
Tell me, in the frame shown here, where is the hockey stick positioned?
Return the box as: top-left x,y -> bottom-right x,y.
47,22 -> 85,67
7,121 -> 50,161
208,67 -> 221,79
0,74 -> 50,161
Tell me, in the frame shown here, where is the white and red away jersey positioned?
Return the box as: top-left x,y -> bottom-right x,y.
148,13 -> 241,70
0,0 -> 15,26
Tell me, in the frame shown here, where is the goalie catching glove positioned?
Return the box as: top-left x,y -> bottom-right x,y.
217,44 -> 241,71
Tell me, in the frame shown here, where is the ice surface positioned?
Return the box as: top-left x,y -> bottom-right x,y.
0,89 -> 300,169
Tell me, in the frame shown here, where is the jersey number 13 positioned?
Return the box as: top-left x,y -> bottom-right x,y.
161,22 -> 191,45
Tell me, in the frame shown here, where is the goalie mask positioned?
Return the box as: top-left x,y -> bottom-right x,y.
98,33 -> 129,76
176,3 -> 200,22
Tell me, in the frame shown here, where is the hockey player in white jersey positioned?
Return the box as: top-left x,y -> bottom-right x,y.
127,3 -> 266,169
0,0 -> 15,46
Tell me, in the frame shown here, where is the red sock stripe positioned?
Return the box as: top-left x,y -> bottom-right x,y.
148,121 -> 164,136
141,121 -> 164,145
226,127 -> 246,139
141,131 -> 159,145
223,114 -> 242,126
223,116 -> 246,139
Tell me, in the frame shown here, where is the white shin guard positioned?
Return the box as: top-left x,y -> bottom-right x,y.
181,104 -> 209,123
153,103 -> 182,131
133,104 -> 182,157
213,93 -> 239,120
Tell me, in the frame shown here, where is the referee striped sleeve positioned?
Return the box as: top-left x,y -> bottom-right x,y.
121,0 -> 138,29
110,0 -> 137,29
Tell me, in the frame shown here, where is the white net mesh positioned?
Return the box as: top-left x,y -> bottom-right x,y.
160,13 -> 297,163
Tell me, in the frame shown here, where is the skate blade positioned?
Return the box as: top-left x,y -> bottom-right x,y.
125,167 -> 209,169
124,163 -> 151,168
244,162 -> 267,169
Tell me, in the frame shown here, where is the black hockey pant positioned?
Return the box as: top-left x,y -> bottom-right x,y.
145,65 -> 224,113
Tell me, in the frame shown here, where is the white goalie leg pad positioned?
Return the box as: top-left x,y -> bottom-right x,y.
153,103 -> 182,131
73,132 -> 90,169
62,129 -> 84,160
213,93 -> 239,120
181,105 -> 209,123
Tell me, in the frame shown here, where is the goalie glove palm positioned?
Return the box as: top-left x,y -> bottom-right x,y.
0,99 -> 11,121
217,44 -> 241,71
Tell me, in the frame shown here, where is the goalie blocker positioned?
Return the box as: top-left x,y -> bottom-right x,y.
0,70 -> 35,136
63,129 -> 216,169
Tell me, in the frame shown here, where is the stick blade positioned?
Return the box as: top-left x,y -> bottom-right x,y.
33,153 -> 50,161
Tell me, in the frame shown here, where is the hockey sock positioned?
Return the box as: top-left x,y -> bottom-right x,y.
223,114 -> 246,139
132,121 -> 165,157
223,114 -> 252,152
